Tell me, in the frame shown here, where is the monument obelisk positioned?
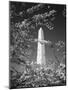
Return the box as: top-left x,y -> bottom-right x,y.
37,27 -> 46,65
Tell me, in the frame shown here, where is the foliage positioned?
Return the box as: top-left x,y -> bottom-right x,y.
10,64 -> 66,89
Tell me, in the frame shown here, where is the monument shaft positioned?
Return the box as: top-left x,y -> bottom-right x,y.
37,28 -> 46,65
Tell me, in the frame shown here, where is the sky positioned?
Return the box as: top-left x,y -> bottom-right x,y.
45,13 -> 66,42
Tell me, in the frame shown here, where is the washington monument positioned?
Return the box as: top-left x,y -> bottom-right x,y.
34,27 -> 51,66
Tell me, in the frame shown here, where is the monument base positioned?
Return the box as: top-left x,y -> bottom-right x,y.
31,61 -> 47,71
